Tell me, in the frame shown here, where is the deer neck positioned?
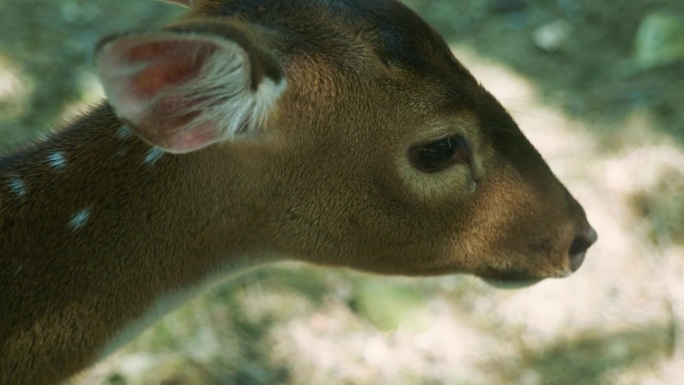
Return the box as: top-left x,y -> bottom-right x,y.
0,103 -> 272,381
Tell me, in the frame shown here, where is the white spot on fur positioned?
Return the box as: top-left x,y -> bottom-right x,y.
46,152 -> 67,171
117,125 -> 134,139
144,147 -> 164,165
9,177 -> 26,198
69,208 -> 91,230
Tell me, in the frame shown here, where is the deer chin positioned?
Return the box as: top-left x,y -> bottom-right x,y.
477,267 -> 550,289
480,277 -> 545,290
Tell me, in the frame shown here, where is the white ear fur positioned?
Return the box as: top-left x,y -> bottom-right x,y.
96,32 -> 286,153
170,37 -> 286,139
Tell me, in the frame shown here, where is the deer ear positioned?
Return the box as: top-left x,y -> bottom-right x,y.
157,0 -> 193,8
95,29 -> 285,153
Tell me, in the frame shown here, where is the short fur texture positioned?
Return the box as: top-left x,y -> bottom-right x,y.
0,1 -> 595,384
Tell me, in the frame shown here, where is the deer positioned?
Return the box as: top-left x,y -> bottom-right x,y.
0,0 -> 598,384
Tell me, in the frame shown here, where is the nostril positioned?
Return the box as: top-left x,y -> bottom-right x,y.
570,227 -> 598,255
568,226 -> 598,272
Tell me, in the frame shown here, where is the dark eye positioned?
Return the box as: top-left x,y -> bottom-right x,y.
410,135 -> 472,173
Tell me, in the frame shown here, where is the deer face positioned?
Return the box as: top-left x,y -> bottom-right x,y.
99,0 -> 596,284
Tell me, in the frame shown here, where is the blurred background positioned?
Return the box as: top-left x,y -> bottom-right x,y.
1,0 -> 683,384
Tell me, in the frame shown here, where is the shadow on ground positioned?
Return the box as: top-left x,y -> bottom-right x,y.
513,326 -> 672,385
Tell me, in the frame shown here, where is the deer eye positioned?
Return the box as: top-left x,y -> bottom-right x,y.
410,135 -> 472,173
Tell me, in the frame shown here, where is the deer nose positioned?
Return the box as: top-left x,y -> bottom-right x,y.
568,226 -> 598,272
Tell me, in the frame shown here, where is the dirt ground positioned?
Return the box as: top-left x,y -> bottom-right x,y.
1,1 -> 683,384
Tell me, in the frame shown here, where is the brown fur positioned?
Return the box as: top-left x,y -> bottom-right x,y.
0,1 -> 595,384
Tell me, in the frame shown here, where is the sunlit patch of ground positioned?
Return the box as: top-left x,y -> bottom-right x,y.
63,45 -> 684,385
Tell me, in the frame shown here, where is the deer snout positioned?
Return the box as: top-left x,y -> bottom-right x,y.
568,225 -> 598,272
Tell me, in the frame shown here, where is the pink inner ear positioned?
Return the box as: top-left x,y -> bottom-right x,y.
97,34 -> 231,153
127,41 -> 216,98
